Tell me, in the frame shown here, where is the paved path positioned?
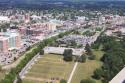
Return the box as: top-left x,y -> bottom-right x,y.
19,54 -> 40,78
67,61 -> 79,83
14,54 -> 41,83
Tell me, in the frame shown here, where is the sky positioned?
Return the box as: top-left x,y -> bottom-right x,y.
0,0 -> 125,3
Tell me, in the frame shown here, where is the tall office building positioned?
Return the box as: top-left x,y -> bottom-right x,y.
0,31 -> 21,52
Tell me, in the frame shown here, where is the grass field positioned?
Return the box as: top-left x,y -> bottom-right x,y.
0,70 -> 6,81
71,50 -> 104,83
22,54 -> 75,83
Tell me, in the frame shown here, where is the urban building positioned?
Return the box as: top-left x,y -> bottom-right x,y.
18,22 -> 58,36
0,16 -> 10,24
0,31 -> 21,52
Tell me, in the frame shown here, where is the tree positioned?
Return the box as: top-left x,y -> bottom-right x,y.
17,75 -> 22,83
63,49 -> 73,61
77,44 -> 83,48
60,79 -> 67,83
91,36 -> 125,83
85,43 -> 92,55
0,23 -> 10,32
93,69 -> 103,80
58,33 -> 64,38
91,43 -> 100,50
70,40 -> 77,47
14,57 -> 17,61
80,79 -> 96,83
73,30 -> 80,35
89,54 -> 96,60
117,31 -> 122,37
39,49 -> 44,55
85,43 -> 95,60
79,55 -> 87,63
26,46 -> 31,51
0,65 -> 2,71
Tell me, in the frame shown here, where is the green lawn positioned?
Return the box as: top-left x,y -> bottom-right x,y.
0,70 -> 6,81
71,50 -> 104,83
93,50 -> 104,61
22,54 -> 75,83
0,70 -> 10,81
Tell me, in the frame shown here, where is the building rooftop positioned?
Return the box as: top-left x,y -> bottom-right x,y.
0,31 -> 19,41
0,16 -> 10,21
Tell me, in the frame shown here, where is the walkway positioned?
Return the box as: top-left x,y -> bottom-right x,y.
67,61 -> 79,83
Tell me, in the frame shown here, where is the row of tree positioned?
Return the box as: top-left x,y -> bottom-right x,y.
85,43 -> 96,60
0,30 -> 72,83
92,36 -> 125,83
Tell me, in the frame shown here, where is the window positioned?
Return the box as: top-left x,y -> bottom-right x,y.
122,80 -> 125,83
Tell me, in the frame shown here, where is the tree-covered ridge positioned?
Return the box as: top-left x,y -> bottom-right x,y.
92,36 -> 125,83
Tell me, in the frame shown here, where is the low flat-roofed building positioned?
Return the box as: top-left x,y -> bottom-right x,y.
44,47 -> 85,56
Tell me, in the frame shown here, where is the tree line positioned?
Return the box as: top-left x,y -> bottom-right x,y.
92,36 -> 125,83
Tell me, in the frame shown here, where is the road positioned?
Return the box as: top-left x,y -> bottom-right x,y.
19,54 -> 41,78
14,54 -> 41,83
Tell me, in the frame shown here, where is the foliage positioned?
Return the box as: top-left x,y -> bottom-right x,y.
39,49 -> 44,55
26,46 -> 31,51
0,65 -> 2,72
73,30 -> 80,35
80,79 -> 96,83
17,75 -> 22,83
82,30 -> 95,36
95,28 -> 102,31
85,43 -> 92,55
77,44 -> 83,48
88,54 -> 96,60
79,55 -> 87,63
70,40 -> 77,47
91,43 -> 100,50
93,36 -> 125,83
63,49 -> 73,61
60,79 -> 67,83
93,68 -> 103,80
85,43 -> 95,60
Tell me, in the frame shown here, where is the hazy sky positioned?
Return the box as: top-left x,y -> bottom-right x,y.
0,0 -> 125,3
